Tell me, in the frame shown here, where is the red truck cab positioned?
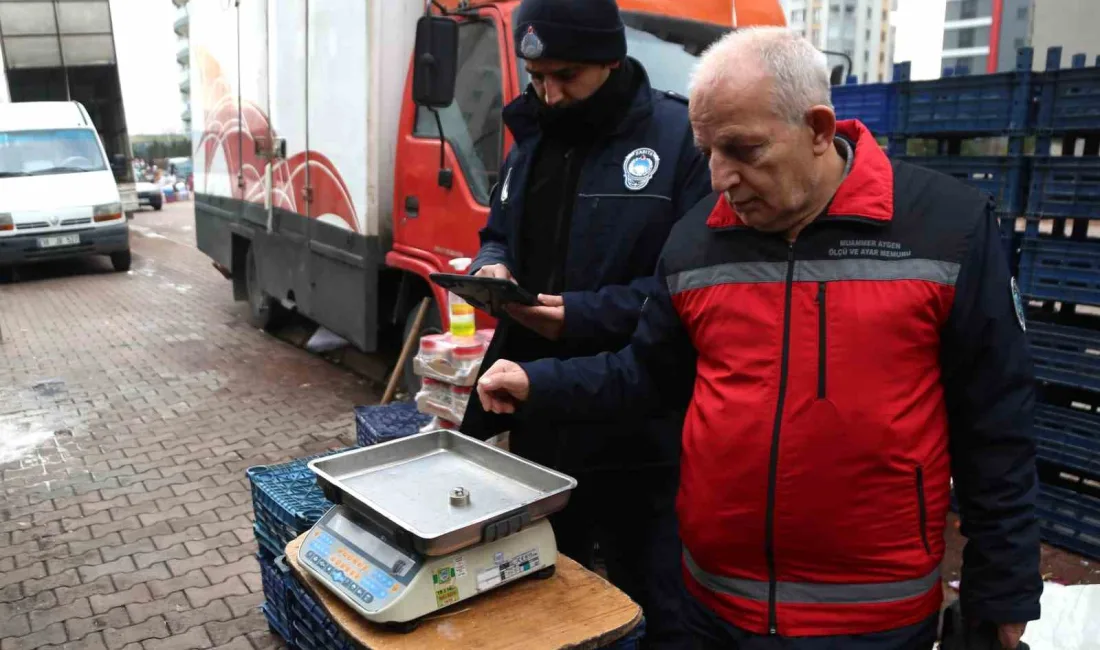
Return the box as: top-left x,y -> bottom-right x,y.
385,0 -> 785,334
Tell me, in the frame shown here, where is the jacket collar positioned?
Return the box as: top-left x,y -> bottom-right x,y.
502,56 -> 657,144
706,119 -> 894,229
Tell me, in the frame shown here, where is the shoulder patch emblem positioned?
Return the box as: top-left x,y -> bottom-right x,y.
1011,277 -> 1026,332
623,148 -> 660,191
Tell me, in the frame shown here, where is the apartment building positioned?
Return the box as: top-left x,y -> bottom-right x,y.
173,0 -> 189,134
785,0 -> 896,83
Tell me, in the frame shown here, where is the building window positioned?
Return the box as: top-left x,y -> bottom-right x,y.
946,0 -> 993,20
865,28 -> 871,41
867,6 -> 872,19
943,55 -> 989,74
880,51 -> 886,63
813,7 -> 821,21
1017,6 -> 1028,19
943,26 -> 990,49
1014,37 -> 1026,51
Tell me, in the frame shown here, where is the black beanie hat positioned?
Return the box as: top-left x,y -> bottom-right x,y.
514,0 -> 627,64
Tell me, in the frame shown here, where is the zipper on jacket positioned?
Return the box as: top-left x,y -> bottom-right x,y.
817,282 -> 827,399
765,242 -> 796,635
916,466 -> 931,554
545,148 -> 575,293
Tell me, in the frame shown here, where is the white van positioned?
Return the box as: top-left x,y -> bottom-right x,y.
0,101 -> 131,278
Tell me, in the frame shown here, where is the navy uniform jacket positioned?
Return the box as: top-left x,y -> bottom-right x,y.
461,62 -> 712,474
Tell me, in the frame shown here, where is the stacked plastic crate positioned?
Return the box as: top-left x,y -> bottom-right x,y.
1017,47 -> 1100,561
834,47 -> 1100,561
247,449 -> 356,649
887,50 -> 1036,271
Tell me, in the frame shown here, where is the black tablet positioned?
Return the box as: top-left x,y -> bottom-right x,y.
429,273 -> 538,316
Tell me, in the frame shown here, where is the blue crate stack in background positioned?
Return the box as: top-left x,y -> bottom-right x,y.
838,45 -> 1100,561
1017,47 -> 1100,561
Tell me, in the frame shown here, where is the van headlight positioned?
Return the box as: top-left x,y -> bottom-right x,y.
0,213 -> 12,232
93,202 -> 123,223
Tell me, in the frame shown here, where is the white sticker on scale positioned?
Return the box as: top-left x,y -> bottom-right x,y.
475,548 -> 541,593
453,555 -> 468,578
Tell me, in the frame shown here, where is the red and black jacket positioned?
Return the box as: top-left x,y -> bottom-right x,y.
520,120 -> 1042,636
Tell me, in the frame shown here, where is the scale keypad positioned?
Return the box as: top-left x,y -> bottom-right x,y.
304,529 -> 405,611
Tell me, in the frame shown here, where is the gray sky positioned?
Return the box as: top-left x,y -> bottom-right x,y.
893,0 -> 947,80
111,0 -> 185,135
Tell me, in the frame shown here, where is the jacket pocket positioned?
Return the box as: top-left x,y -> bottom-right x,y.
817,282 -> 827,399
916,466 -> 931,554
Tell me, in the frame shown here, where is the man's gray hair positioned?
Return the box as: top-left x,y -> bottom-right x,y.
690,26 -> 833,124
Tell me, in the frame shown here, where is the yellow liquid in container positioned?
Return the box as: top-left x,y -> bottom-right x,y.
449,300 -> 476,338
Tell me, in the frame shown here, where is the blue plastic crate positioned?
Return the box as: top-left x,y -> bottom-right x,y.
288,577 -> 356,650
262,603 -> 295,648
1027,157 -> 1100,220
247,449 -> 345,550
1028,320 -> 1100,392
895,155 -> 1028,214
1035,59 -> 1100,132
605,618 -> 647,649
291,620 -> 324,650
260,554 -> 296,647
254,522 -> 283,561
1036,401 -> 1100,479
1037,484 -> 1100,561
354,402 -> 432,447
1018,238 -> 1100,305
895,72 -> 1027,135
832,82 -> 895,136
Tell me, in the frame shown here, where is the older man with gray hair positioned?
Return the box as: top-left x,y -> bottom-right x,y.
476,26 -> 1041,649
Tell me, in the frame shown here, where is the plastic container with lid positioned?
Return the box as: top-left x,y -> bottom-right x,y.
447,258 -> 476,340
418,377 -> 451,409
418,334 -> 448,363
451,385 -> 473,418
451,340 -> 486,375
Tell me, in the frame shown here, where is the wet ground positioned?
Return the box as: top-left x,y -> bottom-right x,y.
0,201 -> 1096,650
1,200 -> 379,650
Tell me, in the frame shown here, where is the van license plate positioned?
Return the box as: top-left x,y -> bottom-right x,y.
38,234 -> 80,248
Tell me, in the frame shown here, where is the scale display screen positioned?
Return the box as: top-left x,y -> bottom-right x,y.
326,510 -> 416,578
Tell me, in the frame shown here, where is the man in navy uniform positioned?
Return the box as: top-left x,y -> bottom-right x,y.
460,0 -> 711,646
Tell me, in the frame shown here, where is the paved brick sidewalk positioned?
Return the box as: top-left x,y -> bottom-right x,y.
1,211 -> 378,650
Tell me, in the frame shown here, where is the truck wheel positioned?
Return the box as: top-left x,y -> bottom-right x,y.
245,245 -> 286,331
152,201 -> 163,211
0,266 -> 13,284
110,250 -> 132,272
402,299 -> 442,395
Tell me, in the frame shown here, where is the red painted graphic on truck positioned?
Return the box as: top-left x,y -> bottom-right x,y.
195,50 -> 359,233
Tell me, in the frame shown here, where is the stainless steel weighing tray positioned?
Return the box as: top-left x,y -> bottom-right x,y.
309,430 -> 577,556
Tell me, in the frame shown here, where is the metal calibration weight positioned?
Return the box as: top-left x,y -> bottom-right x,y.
450,487 -> 470,507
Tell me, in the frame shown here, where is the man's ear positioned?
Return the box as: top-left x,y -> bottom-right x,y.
806,105 -> 838,156
608,60 -> 622,70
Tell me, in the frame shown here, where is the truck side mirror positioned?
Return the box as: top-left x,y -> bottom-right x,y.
412,16 -> 459,108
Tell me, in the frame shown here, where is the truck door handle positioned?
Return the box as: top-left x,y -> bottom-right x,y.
405,196 -> 419,218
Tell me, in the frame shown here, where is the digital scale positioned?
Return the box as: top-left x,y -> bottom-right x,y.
299,429 -> 577,628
